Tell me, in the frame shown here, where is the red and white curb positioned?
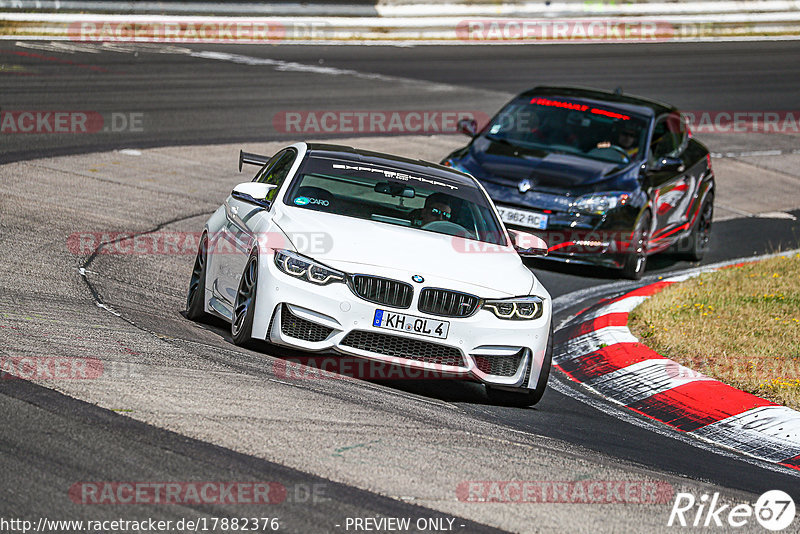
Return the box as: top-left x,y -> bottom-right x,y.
553,272 -> 800,472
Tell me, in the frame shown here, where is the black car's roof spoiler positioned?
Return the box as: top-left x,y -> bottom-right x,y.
239,150 -> 270,172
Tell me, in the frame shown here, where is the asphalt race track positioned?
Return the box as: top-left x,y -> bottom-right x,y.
1,40 -> 800,533
4,40 -> 800,163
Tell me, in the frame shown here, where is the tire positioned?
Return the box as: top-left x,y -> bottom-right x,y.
232,250 -> 259,347
682,194 -> 713,262
621,210 -> 651,280
486,324 -> 553,407
186,234 -> 209,321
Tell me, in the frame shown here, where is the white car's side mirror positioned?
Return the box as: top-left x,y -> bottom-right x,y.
231,182 -> 278,208
507,228 -> 548,257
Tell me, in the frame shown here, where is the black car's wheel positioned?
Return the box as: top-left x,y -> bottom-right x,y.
621,211 -> 651,280
486,324 -> 552,407
186,234 -> 209,321
682,194 -> 713,262
232,250 -> 258,346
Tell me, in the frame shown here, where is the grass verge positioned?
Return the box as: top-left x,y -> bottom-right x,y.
629,253 -> 800,410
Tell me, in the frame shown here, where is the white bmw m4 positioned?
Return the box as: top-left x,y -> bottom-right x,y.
186,143 -> 553,406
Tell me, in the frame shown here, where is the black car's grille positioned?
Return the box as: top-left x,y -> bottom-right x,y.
341,331 -> 465,367
418,288 -> 480,318
280,305 -> 333,342
473,350 -> 525,377
350,275 -> 413,309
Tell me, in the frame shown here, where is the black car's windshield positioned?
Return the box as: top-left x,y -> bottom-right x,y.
284,156 -> 506,245
484,96 -> 649,164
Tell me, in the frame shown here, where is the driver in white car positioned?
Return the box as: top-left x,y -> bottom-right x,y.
413,192 -> 453,227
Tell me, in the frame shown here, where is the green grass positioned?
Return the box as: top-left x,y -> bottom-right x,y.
629,253 -> 800,410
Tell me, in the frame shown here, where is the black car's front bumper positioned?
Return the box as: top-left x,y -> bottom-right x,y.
511,220 -> 637,269
491,199 -> 642,270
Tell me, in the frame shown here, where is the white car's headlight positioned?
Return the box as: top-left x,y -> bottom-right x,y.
274,249 -> 345,285
482,296 -> 545,320
572,192 -> 629,215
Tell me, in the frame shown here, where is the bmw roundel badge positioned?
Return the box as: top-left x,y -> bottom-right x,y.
412,275 -> 424,283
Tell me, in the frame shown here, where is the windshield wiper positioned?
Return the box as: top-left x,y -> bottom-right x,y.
484,134 -> 520,148
487,134 -> 565,158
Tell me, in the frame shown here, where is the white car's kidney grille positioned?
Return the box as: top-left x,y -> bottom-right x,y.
280,305 -> 333,342
341,330 -> 464,367
473,350 -> 525,377
350,275 -> 413,309
418,288 -> 479,317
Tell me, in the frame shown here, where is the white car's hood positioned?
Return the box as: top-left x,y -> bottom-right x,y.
272,207 -> 535,297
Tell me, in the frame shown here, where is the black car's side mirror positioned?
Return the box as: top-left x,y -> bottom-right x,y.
648,156 -> 685,174
456,118 -> 478,137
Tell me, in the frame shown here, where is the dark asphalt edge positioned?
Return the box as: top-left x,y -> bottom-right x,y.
0,378 -> 508,534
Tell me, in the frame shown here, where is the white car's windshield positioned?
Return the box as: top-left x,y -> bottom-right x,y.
485,96 -> 649,164
284,156 -> 506,245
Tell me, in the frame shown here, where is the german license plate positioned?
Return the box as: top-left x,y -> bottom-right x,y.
497,206 -> 548,230
373,309 -> 449,339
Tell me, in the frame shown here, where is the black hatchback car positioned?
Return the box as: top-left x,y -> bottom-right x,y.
442,86 -> 715,279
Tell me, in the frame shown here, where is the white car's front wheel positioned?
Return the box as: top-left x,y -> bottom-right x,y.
232,251 -> 259,346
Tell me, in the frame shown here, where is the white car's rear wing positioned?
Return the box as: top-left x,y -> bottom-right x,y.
239,150 -> 270,172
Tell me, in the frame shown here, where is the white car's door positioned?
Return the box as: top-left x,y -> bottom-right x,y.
218,195 -> 262,307
215,148 -> 299,313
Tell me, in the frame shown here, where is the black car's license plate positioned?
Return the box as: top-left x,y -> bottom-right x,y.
497,206 -> 548,230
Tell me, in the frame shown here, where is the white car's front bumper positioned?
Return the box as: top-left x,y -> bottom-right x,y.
250,255 -> 552,389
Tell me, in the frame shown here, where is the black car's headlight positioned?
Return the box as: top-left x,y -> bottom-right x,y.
274,249 -> 345,285
572,192 -> 630,215
482,296 -> 545,320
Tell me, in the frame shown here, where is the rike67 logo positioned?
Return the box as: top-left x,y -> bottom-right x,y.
668,490 -> 795,530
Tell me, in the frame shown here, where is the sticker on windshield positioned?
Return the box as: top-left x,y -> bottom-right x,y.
331,163 -> 459,191
294,196 -> 330,207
